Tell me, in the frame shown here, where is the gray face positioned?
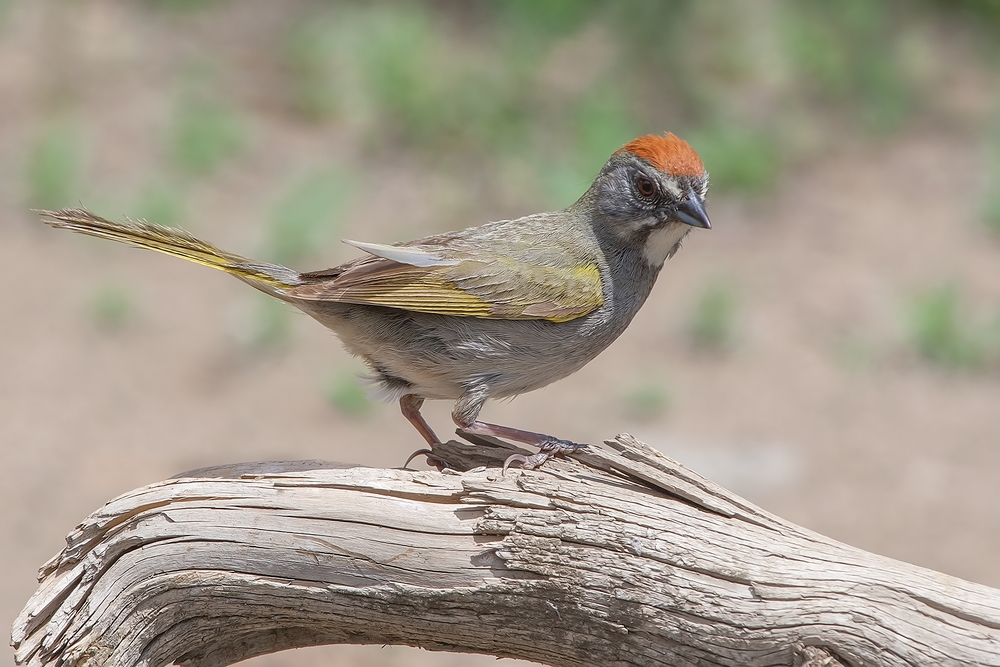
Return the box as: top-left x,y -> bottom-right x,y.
592,154 -> 710,249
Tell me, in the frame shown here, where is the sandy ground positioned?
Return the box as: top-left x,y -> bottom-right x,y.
2,3 -> 999,666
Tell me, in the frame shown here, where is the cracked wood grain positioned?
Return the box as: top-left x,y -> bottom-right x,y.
12,434 -> 1000,667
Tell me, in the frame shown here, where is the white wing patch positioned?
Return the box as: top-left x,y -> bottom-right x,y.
341,239 -> 459,267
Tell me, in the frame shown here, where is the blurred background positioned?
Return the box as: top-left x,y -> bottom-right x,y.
3,1 -> 1000,665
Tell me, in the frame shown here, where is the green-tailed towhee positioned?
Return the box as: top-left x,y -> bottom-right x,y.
38,133 -> 710,469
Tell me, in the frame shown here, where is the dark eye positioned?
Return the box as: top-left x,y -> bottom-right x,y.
635,176 -> 656,197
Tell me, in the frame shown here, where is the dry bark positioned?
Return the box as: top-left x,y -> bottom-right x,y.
11,433 -> 1000,667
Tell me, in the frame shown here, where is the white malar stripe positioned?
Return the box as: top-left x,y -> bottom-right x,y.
643,222 -> 691,267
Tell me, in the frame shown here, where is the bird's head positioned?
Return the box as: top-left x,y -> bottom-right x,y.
582,133 -> 710,267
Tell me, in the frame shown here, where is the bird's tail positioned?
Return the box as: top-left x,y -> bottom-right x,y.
37,208 -> 303,291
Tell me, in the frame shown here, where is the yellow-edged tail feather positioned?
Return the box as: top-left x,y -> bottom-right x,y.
37,208 -> 301,288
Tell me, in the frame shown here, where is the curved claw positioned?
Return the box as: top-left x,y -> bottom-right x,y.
403,448 -> 432,469
503,454 -> 529,474
403,448 -> 451,471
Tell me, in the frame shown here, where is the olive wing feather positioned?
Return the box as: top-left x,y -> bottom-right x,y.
289,241 -> 604,323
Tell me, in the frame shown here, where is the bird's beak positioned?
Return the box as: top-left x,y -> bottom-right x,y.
674,191 -> 711,229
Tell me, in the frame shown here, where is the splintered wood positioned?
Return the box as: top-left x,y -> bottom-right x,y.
12,435 -> 1000,667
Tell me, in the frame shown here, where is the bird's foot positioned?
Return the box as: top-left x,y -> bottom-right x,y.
403,447 -> 452,471
503,438 -> 587,473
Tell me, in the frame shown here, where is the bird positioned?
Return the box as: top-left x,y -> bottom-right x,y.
37,133 -> 710,469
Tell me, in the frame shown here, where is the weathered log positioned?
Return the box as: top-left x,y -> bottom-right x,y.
11,434 -> 1000,667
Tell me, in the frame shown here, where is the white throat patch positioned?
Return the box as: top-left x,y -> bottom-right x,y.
643,222 -> 691,267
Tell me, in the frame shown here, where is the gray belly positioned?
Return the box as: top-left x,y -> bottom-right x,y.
295,301 -> 628,401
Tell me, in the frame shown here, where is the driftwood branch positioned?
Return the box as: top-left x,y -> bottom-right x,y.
12,434 -> 1000,667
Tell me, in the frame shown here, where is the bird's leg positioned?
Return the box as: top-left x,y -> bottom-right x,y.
451,386 -> 585,471
399,394 -> 450,470
400,394 -> 439,445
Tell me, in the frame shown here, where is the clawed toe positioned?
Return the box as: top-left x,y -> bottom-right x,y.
502,439 -> 586,473
503,452 -> 551,473
538,438 -> 586,456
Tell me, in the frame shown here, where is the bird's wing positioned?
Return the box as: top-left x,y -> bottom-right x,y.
288,240 -> 604,323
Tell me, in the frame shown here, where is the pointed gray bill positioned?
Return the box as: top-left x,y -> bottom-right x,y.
674,191 -> 711,229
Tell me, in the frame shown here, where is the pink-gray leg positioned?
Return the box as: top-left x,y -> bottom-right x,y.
399,394 -> 451,470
